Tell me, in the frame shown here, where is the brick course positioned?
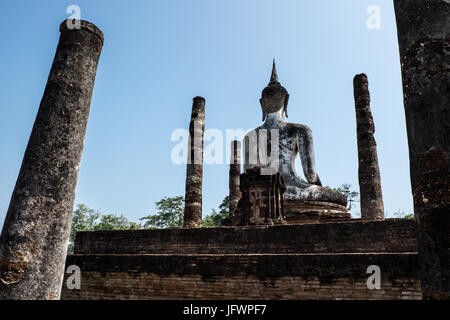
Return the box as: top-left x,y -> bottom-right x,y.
61,253 -> 421,300
74,219 -> 418,255
62,219 -> 421,300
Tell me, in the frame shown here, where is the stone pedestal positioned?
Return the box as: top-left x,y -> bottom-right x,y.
284,199 -> 350,224
224,168 -> 286,226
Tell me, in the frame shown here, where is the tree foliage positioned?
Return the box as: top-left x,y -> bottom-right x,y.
140,195 -> 230,229
334,183 -> 359,211
69,203 -> 141,254
332,184 -> 414,219
140,196 -> 184,229
394,210 -> 415,219
202,196 -> 230,227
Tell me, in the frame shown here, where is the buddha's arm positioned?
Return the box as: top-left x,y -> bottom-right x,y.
298,127 -> 322,186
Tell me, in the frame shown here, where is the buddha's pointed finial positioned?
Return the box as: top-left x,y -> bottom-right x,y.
260,59 -> 289,120
270,58 -> 279,84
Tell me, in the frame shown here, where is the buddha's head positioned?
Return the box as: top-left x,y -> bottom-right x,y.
260,59 -> 289,121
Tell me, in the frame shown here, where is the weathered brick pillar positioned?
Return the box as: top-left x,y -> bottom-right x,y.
183,97 -> 205,228
353,74 -> 384,220
0,20 -> 103,299
394,0 -> 450,299
229,140 -> 242,215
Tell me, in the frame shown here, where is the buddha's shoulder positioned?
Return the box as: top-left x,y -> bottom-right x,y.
244,124 -> 312,136
284,122 -> 312,133
244,128 -> 259,136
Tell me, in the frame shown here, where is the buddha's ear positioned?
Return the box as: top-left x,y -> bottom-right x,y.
284,93 -> 289,118
260,98 -> 267,121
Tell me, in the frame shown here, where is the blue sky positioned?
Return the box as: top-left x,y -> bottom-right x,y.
0,0 -> 413,228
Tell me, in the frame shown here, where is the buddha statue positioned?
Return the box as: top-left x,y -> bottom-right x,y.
243,60 -> 349,222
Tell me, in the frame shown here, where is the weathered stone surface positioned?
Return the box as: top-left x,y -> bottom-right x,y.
229,167 -> 286,226
353,73 -> 384,220
284,200 -> 350,224
260,59 -> 290,121
183,97 -> 205,228
229,140 -> 241,215
394,0 -> 450,299
0,19 -> 103,300
243,61 -> 347,222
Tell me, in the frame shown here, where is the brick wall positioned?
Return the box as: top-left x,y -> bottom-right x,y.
61,253 -> 421,300
74,219 -> 418,255
62,219 -> 421,300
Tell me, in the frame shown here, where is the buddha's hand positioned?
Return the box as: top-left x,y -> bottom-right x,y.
315,176 -> 322,187
307,174 -> 322,187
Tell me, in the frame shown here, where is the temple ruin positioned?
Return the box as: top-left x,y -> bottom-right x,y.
61,62 -> 423,300
0,0 -> 449,300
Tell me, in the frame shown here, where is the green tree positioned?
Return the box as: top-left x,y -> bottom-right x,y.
140,196 -> 184,229
202,196 -> 230,227
140,195 -> 230,229
94,214 -> 140,231
329,183 -> 360,217
218,196 -> 230,216
394,210 -> 415,219
69,204 -> 101,253
69,203 -> 141,254
334,183 -> 359,211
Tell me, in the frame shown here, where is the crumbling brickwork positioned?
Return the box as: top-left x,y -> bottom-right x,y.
231,168 -> 286,226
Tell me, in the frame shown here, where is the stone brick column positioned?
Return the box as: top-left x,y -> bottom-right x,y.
394,0 -> 450,299
229,140 -> 242,215
183,97 -> 205,228
0,20 -> 103,299
353,74 -> 384,220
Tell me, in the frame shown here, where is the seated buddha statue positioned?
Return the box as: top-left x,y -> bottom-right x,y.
243,60 -> 349,222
